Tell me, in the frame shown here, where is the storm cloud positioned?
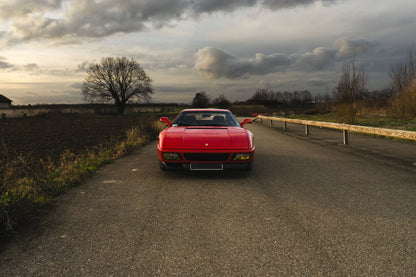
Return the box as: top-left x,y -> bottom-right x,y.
1,0 -> 337,42
0,61 -> 14,69
195,38 -> 374,79
0,0 -> 62,19
195,47 -> 290,79
2,0 -> 411,105
263,0 -> 335,9
23,63 -> 39,71
290,47 -> 337,70
0,57 -> 14,69
75,61 -> 94,73
334,38 -> 375,59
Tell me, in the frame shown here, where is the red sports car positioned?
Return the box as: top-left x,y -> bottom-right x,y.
158,109 -> 255,171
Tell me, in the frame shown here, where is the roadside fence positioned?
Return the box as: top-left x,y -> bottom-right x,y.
255,115 -> 416,145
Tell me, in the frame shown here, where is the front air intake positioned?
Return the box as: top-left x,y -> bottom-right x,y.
183,153 -> 230,161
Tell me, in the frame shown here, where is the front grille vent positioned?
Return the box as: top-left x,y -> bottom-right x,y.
184,153 -> 230,162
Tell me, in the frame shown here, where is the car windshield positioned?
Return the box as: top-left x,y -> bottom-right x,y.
172,111 -> 240,127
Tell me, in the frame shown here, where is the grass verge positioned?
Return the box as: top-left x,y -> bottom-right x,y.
284,112 -> 416,131
0,115 -> 163,238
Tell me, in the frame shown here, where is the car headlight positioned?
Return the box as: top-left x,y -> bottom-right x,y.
162,152 -> 182,161
233,153 -> 251,161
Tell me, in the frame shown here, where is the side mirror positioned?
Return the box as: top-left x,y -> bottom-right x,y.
160,117 -> 172,127
240,118 -> 253,127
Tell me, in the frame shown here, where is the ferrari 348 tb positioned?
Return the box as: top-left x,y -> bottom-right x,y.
158,109 -> 255,171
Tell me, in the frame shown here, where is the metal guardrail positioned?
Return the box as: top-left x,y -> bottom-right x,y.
255,115 -> 416,145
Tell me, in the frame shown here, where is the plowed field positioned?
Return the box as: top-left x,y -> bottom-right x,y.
0,113 -> 154,163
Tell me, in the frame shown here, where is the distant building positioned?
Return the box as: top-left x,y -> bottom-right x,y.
0,94 -> 12,109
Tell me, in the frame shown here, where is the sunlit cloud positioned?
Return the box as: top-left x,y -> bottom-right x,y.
0,0 -> 414,104
291,48 -> 337,71
75,61 -> 93,72
334,38 -> 375,60
195,47 -> 291,79
195,38 -> 375,79
0,0 -> 62,19
1,0 -> 337,43
23,63 -> 39,71
0,56 -> 14,69
263,0 -> 335,9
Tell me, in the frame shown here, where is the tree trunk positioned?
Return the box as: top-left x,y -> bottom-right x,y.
116,102 -> 125,114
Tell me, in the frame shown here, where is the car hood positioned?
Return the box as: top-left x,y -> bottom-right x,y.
163,127 -> 250,150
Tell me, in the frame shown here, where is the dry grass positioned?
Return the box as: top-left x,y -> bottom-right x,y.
336,102 -> 358,124
0,116 -> 162,237
390,79 -> 416,120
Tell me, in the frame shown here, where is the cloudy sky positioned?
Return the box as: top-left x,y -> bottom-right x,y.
0,0 -> 415,104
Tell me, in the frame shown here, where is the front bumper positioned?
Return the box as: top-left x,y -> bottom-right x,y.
158,147 -> 255,171
160,161 -> 252,171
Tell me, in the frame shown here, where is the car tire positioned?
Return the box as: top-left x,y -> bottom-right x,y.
159,161 -> 167,171
244,162 -> 253,171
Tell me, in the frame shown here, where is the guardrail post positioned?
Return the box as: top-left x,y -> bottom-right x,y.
255,116 -> 416,142
270,120 -> 273,127
343,130 -> 349,145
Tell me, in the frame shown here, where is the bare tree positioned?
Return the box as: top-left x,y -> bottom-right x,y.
212,94 -> 231,109
390,79 -> 416,120
248,89 -> 271,105
315,91 -> 333,113
334,58 -> 367,124
389,45 -> 416,94
388,44 -> 416,120
82,57 -> 153,114
192,91 -> 210,108
300,90 -> 313,104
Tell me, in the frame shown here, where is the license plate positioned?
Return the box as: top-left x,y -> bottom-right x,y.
190,163 -> 223,171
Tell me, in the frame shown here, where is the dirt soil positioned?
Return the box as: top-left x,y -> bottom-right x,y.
0,113 -> 150,163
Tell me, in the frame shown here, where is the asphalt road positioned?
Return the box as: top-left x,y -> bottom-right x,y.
1,122 -> 416,276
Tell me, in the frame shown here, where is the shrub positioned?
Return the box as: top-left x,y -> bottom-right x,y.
390,79 -> 416,120
334,59 -> 367,124
192,91 -> 210,108
213,95 -> 231,109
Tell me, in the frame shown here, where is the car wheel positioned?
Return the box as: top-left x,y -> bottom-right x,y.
159,161 -> 167,171
244,162 -> 252,171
